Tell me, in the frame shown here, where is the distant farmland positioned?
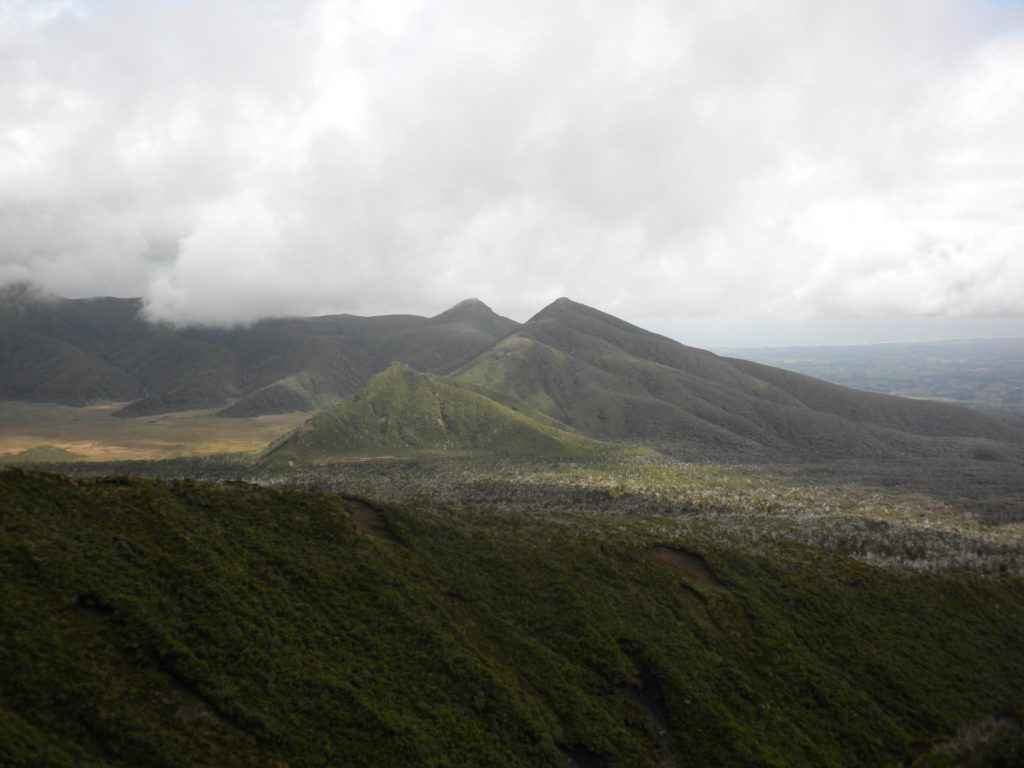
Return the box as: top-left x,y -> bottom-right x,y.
721,338 -> 1024,414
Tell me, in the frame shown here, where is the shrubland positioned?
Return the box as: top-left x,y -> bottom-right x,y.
3,463 -> 1023,766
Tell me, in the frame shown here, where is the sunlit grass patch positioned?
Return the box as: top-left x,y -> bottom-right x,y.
0,400 -> 311,461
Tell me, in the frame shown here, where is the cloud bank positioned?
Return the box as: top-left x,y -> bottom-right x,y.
1,0 -> 1023,327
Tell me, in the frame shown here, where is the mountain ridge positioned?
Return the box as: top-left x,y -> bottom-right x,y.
454,297 -> 1024,463
4,288 -> 1024,476
0,288 -> 519,417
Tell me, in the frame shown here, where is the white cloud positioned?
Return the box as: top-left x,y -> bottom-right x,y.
1,0 -> 1023,328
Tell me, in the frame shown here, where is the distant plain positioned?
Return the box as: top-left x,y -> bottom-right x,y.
720,338 -> 1024,415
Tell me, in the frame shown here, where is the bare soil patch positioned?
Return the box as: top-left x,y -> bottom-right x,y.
348,499 -> 402,544
650,546 -> 724,589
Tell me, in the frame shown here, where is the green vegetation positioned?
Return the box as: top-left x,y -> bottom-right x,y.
265,363 -> 627,464
217,373 -> 327,418
5,293 -> 1024,765
2,467 -> 1023,766
253,455 -> 1024,574
6,294 -> 1024,515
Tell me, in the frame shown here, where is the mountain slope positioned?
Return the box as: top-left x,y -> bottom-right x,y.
0,286 -> 519,417
455,298 -> 1024,462
3,468 -> 1023,766
264,362 -> 615,463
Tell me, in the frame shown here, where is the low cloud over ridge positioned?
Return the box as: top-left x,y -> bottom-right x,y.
2,0 -> 1024,328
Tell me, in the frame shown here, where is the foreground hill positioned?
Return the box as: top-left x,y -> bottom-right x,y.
2,468 -> 1023,766
264,362 -> 615,464
455,298 -> 1024,463
0,286 -> 518,417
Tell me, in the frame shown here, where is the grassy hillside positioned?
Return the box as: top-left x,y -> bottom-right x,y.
2,468 -> 1023,766
265,363 -> 618,464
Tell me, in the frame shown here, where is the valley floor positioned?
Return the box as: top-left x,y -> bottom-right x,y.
0,400 -> 311,462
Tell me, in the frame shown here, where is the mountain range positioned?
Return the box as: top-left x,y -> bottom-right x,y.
0,285 -> 517,417
4,285 -> 1024,467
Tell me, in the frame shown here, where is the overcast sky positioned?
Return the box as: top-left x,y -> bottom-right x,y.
2,0 -> 1024,346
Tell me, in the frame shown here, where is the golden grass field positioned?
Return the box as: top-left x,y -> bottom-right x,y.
0,401 -> 312,461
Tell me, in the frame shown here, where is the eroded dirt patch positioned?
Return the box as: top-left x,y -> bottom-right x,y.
650,546 -> 724,589
348,499 -> 402,544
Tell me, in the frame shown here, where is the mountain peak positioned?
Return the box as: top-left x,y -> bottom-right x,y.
527,297 -> 619,324
432,298 -> 494,320
454,297 -> 488,309
431,298 -> 520,337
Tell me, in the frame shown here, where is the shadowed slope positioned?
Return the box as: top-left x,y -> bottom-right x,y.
0,287 -> 519,417
455,298 -> 1024,462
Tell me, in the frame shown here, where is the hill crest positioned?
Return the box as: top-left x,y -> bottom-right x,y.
455,297 -> 1024,463
263,362 -> 619,464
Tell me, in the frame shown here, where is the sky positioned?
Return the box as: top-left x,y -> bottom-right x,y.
2,0 -> 1024,346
